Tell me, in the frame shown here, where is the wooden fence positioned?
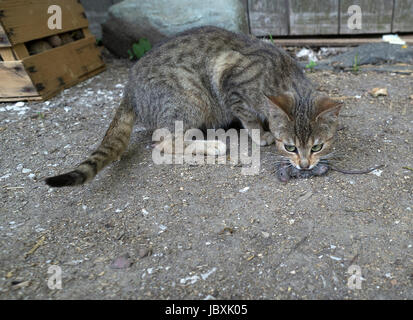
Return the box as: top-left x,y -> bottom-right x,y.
248,0 -> 413,36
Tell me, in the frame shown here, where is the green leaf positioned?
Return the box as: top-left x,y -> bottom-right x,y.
139,38 -> 152,52
132,43 -> 145,58
305,60 -> 317,68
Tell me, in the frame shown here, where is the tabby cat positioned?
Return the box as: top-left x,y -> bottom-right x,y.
45,26 -> 342,187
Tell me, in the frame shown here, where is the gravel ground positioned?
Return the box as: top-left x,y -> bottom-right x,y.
0,56 -> 412,300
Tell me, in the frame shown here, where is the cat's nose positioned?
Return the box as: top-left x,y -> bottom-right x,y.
299,160 -> 310,170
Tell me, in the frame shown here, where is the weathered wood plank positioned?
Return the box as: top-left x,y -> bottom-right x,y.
0,22 -> 11,47
289,0 -> 339,35
340,0 -> 393,34
0,61 -> 38,98
0,47 -> 15,61
0,0 -> 88,45
248,0 -> 289,36
12,43 -> 29,59
22,37 -> 104,98
82,27 -> 93,38
392,0 -> 413,32
271,34 -> 413,46
0,96 -> 43,102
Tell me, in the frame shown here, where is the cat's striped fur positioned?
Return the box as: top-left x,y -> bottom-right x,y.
45,26 -> 341,187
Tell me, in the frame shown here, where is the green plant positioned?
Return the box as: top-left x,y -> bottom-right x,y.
305,60 -> 317,72
353,53 -> 359,73
128,38 -> 152,60
268,34 -> 274,44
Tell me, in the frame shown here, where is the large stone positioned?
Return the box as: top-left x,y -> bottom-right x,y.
102,0 -> 249,57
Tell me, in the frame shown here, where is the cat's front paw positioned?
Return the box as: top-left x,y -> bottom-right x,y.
260,131 -> 275,146
184,140 -> 227,156
205,140 -> 227,156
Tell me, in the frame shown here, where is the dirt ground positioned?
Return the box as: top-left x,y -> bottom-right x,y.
0,56 -> 412,300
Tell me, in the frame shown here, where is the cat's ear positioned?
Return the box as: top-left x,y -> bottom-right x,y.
314,97 -> 343,122
265,93 -> 294,121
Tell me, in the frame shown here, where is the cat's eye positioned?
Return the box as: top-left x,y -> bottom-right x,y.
284,144 -> 297,153
311,144 -> 323,152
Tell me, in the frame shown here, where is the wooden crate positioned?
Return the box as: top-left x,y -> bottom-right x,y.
0,0 -> 105,102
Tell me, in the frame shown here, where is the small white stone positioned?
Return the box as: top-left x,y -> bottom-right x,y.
239,186 -> 250,193
329,255 -> 342,261
201,267 -> 217,280
35,226 -> 45,232
0,173 -> 11,180
371,169 -> 382,177
180,275 -> 200,285
261,232 -> 270,238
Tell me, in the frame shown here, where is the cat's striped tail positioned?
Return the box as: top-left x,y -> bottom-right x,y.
45,100 -> 136,187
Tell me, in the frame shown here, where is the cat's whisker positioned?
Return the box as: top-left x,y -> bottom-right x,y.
266,153 -> 289,160
274,160 -> 290,164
